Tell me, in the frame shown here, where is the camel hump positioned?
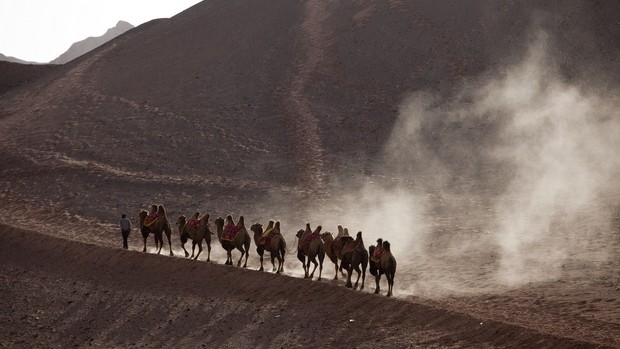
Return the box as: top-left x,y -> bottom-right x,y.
382,240 -> 391,252
158,205 -> 166,216
237,215 -> 245,227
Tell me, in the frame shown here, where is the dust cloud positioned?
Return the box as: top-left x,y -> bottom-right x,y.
308,31 -> 620,295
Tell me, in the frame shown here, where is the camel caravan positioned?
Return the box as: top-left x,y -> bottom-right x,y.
137,204 -> 397,297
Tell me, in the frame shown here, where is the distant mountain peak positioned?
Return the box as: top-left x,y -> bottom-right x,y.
50,20 -> 134,65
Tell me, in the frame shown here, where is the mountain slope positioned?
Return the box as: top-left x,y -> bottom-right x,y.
0,0 -> 619,347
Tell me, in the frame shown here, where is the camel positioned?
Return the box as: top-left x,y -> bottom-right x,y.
214,215 -> 251,267
177,212 -> 213,261
369,239 -> 397,297
138,205 -> 173,256
296,223 -> 325,281
250,220 -> 287,273
320,231 -> 346,280
339,231 -> 368,290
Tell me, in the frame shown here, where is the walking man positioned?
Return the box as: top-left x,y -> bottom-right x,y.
119,213 -> 132,249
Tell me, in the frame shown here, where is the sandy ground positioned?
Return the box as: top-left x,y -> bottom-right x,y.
1,224 -> 618,348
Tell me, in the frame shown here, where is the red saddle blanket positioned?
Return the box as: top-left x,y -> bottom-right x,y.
144,213 -> 161,227
222,225 -> 241,241
187,219 -> 202,229
300,232 -> 319,251
371,247 -> 384,263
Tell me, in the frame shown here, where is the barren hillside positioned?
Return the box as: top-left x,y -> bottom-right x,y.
1,0 -> 619,347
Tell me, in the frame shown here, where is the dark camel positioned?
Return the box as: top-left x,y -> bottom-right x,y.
250,220 -> 287,273
138,205 -> 174,256
320,231 -> 346,280
339,231 -> 368,290
214,215 -> 251,267
177,211 -> 213,261
369,240 -> 397,297
296,223 -> 325,281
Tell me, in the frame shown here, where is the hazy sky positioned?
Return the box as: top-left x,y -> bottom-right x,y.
0,0 -> 202,63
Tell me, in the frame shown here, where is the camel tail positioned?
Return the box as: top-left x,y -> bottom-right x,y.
279,238 -> 287,257
391,257 -> 397,278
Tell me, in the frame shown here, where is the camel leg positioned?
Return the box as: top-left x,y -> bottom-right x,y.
317,250 -> 324,281
386,272 -> 394,297
345,265 -> 353,288
361,256 -> 367,291
242,249 -> 249,268
309,258 -> 318,279
143,235 -> 148,253
257,248 -> 264,271
375,275 -> 381,295
360,267 -> 366,291
236,247 -> 245,267
190,241 -> 196,259
182,242 -> 190,258
167,233 -> 174,257
353,265 -> 362,290
298,251 -> 308,278
276,254 -> 283,274
270,253 -> 277,273
206,241 -> 211,262
333,261 -> 339,280
156,236 -> 162,255
243,240 -> 250,268
194,241 -> 202,261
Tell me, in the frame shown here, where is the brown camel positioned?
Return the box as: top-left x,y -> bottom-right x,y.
340,231 -> 368,290
296,223 -> 325,281
320,231 -> 346,280
250,220 -> 287,273
177,211 -> 213,261
214,215 -> 251,267
369,239 -> 397,297
138,205 -> 173,256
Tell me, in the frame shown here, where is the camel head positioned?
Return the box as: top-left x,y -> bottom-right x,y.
215,217 -> 225,229
177,215 -> 187,226
296,229 -> 305,238
139,210 -> 148,225
320,231 -> 333,243
250,223 -> 262,235
376,238 -> 383,247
